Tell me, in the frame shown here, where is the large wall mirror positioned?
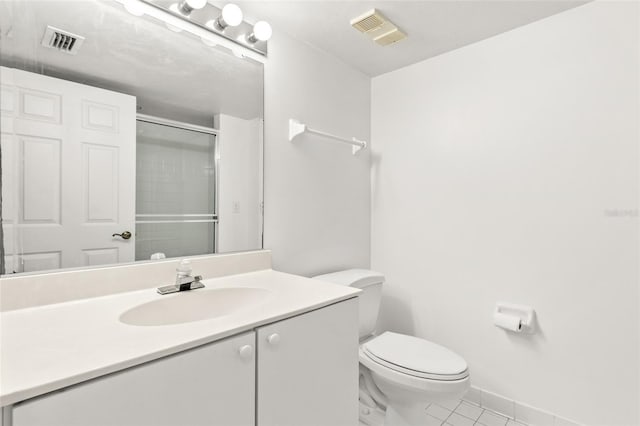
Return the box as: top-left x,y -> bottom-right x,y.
0,0 -> 264,276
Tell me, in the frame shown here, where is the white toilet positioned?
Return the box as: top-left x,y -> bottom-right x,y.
314,269 -> 470,426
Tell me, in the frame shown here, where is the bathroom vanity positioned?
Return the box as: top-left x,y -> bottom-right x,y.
0,255 -> 360,426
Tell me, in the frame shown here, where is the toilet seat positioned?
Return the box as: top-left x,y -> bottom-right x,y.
361,332 -> 469,381
359,347 -> 470,397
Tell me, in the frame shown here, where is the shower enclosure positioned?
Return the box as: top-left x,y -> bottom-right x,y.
135,116 -> 218,261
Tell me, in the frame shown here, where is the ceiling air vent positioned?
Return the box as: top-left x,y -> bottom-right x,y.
351,10 -> 386,33
350,9 -> 406,46
41,26 -> 85,55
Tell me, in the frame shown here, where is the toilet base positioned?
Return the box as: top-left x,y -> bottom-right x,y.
384,403 -> 429,426
359,401 -> 385,426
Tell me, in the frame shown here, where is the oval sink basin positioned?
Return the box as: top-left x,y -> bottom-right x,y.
120,287 -> 272,326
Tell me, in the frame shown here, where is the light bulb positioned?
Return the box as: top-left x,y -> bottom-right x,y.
185,0 -> 207,9
253,21 -> 272,41
220,4 -> 243,27
123,0 -> 145,16
247,21 -> 272,43
173,0 -> 207,16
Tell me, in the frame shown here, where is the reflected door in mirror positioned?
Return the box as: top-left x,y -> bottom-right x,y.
1,66 -> 136,274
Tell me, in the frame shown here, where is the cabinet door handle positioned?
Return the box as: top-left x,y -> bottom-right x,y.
238,345 -> 253,360
266,333 -> 280,346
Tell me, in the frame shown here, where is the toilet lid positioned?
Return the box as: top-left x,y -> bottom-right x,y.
362,332 -> 468,380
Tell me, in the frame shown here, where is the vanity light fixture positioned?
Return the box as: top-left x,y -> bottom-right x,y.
115,0 -> 269,62
246,21 -> 272,43
167,0 -> 206,31
211,4 -> 243,31
171,0 -> 207,17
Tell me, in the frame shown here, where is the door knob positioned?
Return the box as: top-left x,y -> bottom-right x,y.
238,345 -> 253,360
112,231 -> 132,240
267,333 -> 280,346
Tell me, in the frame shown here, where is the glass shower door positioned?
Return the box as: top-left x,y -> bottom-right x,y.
135,118 -> 217,261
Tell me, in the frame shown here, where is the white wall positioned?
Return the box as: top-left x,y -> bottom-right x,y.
263,31 -> 371,276
217,114 -> 262,253
371,2 -> 639,425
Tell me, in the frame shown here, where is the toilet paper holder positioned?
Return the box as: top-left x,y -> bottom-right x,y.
493,302 -> 536,333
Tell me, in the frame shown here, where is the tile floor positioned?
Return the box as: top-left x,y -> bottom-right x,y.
359,399 -> 528,426
424,400 -> 526,426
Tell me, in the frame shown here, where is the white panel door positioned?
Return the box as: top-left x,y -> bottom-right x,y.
11,332 -> 256,426
0,66 -> 135,273
257,298 -> 360,426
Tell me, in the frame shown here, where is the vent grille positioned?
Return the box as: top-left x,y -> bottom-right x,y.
351,12 -> 385,33
41,26 -> 85,55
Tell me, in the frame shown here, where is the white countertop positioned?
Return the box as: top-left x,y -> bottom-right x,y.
0,269 -> 359,406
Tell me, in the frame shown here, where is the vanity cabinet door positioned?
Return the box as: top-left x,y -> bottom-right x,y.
256,298 -> 359,426
11,331 -> 256,426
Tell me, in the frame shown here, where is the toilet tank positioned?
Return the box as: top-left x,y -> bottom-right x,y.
313,269 -> 384,339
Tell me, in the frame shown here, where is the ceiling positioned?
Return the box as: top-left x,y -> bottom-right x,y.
222,0 -> 589,76
0,0 -> 263,126
0,0 -> 590,120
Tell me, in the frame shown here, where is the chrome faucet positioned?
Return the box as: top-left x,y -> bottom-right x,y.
157,260 -> 205,295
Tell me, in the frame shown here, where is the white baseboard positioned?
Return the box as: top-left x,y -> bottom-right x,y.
463,386 -> 583,426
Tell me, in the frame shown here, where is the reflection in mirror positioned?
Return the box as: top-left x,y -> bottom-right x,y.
135,118 -> 218,261
0,0 -> 264,275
